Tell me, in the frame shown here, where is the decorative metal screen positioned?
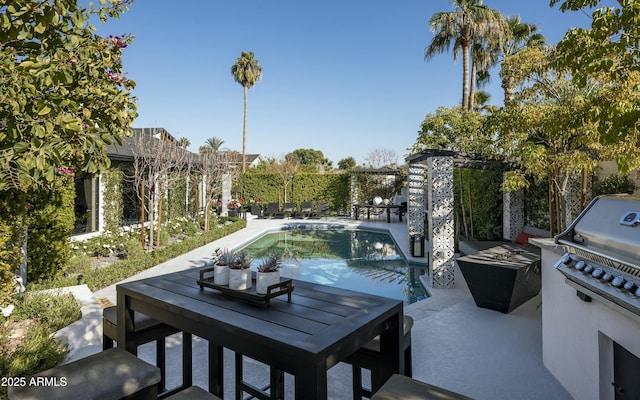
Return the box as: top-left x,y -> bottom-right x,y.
350,174 -> 358,218
407,163 -> 425,239
427,156 -> 455,288
503,188 -> 524,241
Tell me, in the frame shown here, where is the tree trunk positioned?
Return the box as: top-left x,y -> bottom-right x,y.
462,44 -> 470,110
140,180 -> 145,249
469,58 -> 477,111
242,85 -> 248,173
157,185 -> 163,247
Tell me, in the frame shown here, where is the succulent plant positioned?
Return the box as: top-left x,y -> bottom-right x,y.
231,250 -> 253,270
214,248 -> 235,266
257,252 -> 281,273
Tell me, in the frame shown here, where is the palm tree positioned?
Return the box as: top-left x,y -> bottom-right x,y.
425,0 -> 507,110
178,137 -> 191,148
498,15 -> 546,103
199,136 -> 224,154
231,51 -> 263,172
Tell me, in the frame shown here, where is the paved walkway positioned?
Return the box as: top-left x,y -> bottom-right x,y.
55,215 -> 573,399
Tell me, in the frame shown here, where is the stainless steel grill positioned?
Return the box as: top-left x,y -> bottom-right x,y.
554,195 -> 640,318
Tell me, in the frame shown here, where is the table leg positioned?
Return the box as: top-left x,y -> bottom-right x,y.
378,312 -> 403,386
295,363 -> 327,399
386,208 -> 391,223
116,292 -> 137,355
208,342 -> 224,397
183,333 -> 193,388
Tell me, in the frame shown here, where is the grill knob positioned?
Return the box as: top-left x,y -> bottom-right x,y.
575,261 -> 586,272
612,276 -> 626,289
603,272 -> 614,282
560,255 -> 572,265
584,264 -> 594,274
624,281 -> 637,292
592,268 -> 604,279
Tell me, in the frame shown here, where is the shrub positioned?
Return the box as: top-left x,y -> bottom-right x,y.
593,174 -> 637,196
0,190 -> 28,308
26,177 -> 75,283
0,291 -> 81,399
30,218 -> 247,292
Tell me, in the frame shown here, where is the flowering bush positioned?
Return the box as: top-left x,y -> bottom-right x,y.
227,198 -> 244,209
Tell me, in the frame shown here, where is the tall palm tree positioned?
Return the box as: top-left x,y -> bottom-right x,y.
231,51 -> 262,172
425,0 -> 507,110
498,15 -> 546,103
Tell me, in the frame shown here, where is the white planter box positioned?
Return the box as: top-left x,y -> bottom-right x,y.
228,268 -> 249,290
256,271 -> 280,294
213,264 -> 229,285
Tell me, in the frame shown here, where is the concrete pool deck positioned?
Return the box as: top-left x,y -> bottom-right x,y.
57,215 -> 573,399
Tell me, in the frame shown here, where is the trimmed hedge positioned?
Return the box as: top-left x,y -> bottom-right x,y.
30,218 -> 247,292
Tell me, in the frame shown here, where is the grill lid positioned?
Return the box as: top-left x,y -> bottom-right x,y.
556,195 -> 640,270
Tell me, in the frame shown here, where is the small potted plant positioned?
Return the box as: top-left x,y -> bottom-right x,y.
235,250 -> 254,289
256,252 -> 282,294
228,250 -> 252,290
213,248 -> 233,285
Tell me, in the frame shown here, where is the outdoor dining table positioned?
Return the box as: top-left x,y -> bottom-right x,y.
353,204 -> 402,223
116,268 -> 404,399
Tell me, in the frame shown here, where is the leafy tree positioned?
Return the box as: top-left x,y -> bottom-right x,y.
231,51 -> 262,172
412,106 -> 493,156
290,148 -> 330,171
549,0 -> 640,174
338,157 -> 356,170
0,0 -> 137,191
496,46 -> 604,233
424,0 -> 508,110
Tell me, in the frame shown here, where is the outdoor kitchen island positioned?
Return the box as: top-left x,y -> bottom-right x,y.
535,195 -> 640,400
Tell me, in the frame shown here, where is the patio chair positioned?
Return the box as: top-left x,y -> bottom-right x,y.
296,201 -> 314,218
263,202 -> 279,218
102,306 -> 184,393
345,315 -> 414,399
276,202 -> 295,218
250,203 -> 262,218
313,201 -> 330,218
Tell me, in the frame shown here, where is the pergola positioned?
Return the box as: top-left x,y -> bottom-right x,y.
348,166 -> 403,210
405,150 -> 527,289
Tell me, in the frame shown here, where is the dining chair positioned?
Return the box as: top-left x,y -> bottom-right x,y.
345,315 -> 414,399
102,305 -> 187,392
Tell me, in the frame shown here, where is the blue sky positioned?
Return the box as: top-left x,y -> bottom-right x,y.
95,1 -> 604,166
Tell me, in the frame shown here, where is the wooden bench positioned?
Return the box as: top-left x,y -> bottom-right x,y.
371,374 -> 473,400
163,385 -> 221,400
8,348 -> 160,400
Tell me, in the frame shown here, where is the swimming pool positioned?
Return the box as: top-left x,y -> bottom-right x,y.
238,225 -> 429,304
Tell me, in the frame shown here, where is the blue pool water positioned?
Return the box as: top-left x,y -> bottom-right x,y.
239,225 -> 429,304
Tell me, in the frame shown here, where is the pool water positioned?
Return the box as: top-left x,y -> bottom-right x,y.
239,227 -> 429,304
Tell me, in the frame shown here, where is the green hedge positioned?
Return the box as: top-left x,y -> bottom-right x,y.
29,218 -> 246,292
237,172 -> 350,214
26,176 -> 75,283
0,190 -> 28,308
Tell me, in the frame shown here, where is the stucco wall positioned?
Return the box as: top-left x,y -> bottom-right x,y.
540,244 -> 640,400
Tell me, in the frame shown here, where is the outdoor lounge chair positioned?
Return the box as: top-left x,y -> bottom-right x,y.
296,201 -> 313,218
313,201 -> 330,218
275,202 -> 295,218
263,202 -> 279,218
250,203 -> 262,218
